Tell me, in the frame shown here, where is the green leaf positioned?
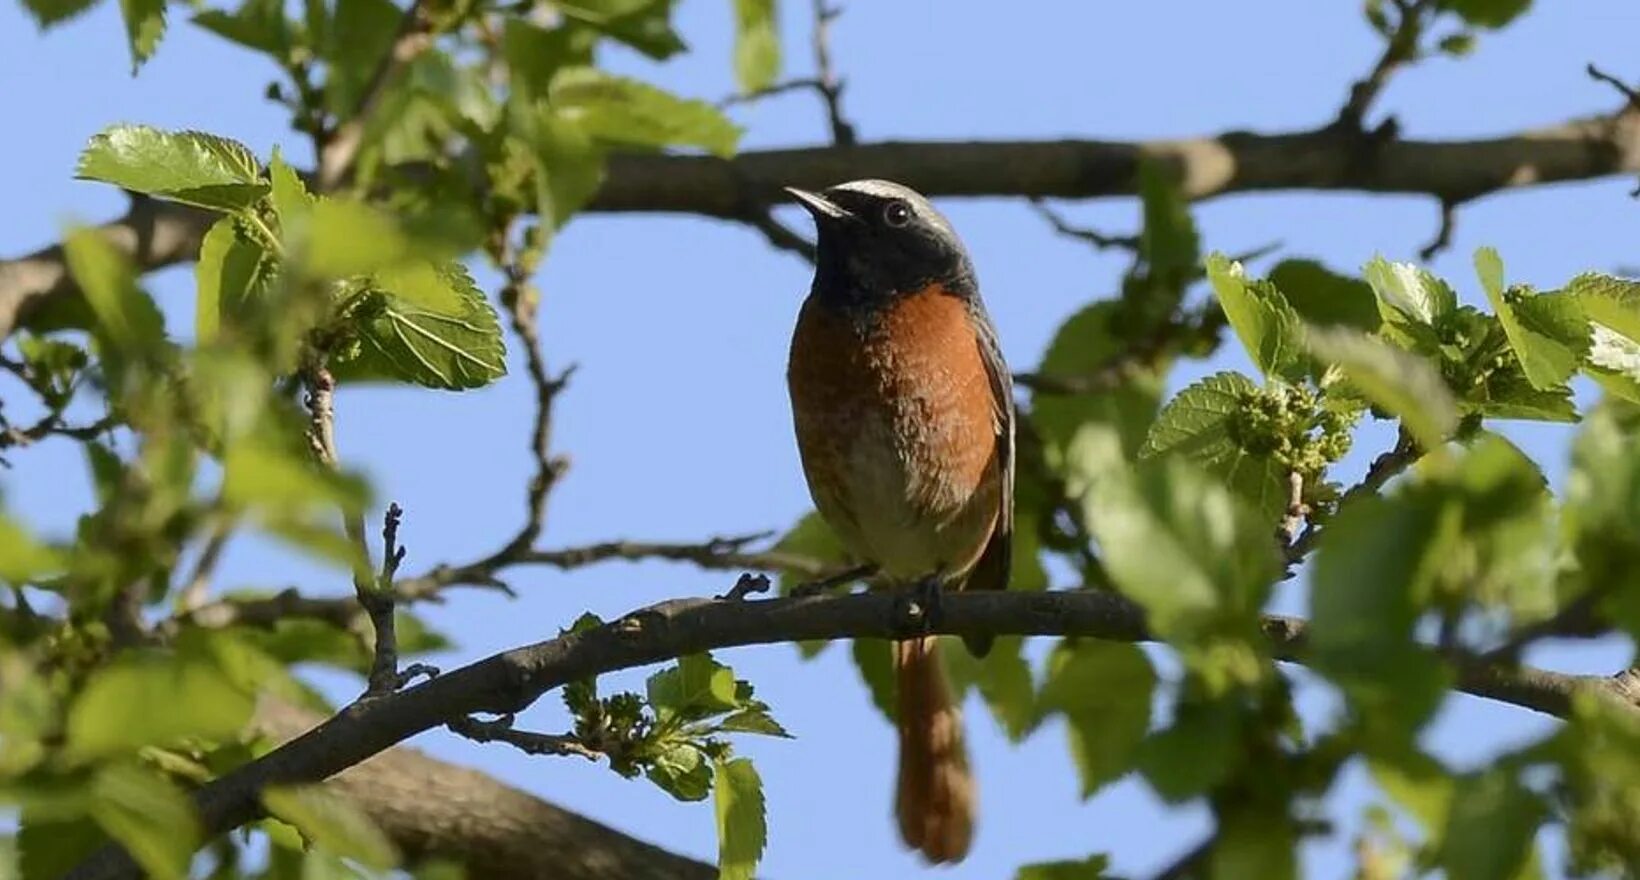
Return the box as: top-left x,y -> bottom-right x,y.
716,708 -> 793,738
334,262 -> 508,390
647,653 -> 741,721
1309,495 -> 1450,747
1014,854 -> 1115,880
1032,302 -> 1165,491
713,757 -> 767,880
1447,0 -> 1531,28
66,654 -> 254,760
1369,751 -> 1454,832
89,763 -> 200,880
1364,256 -> 1454,328
323,0 -> 400,114
118,0 -> 166,70
1471,364 -> 1578,423
551,68 -> 741,157
1036,641 -> 1154,797
732,0 -> 780,93
1135,695 -> 1239,801
1439,771 -> 1543,880
851,638 -> 897,722
1083,455 -> 1278,641
1212,811 -> 1296,880
191,0 -> 293,58
222,439 -> 368,514
1305,326 -> 1458,450
267,148 -> 315,222
18,817 -> 105,880
528,109 -> 606,228
77,125 -> 266,211
1269,259 -> 1381,333
63,227 -> 166,358
0,516 -> 66,585
1140,372 -> 1287,521
772,512 -> 858,656
944,635 -> 1035,741
646,743 -> 713,801
1205,254 -> 1303,380
553,0 -> 685,59
294,199 -> 412,278
1565,273 -> 1640,342
1137,162 -> 1199,280
1475,248 -> 1588,390
195,216 -> 274,343
263,785 -> 398,869
19,0 -> 101,28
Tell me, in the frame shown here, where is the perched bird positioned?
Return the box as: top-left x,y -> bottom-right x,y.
784,179 -> 1014,864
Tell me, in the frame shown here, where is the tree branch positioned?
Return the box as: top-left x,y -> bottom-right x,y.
253,698 -> 717,879
9,109 -> 1640,339
66,588 -> 1637,879
314,0 -> 437,189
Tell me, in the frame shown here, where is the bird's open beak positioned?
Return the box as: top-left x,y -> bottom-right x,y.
784,186 -> 852,221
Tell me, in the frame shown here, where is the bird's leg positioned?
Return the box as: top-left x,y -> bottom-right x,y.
893,570 -> 946,637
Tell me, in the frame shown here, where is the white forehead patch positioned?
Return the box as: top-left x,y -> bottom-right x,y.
829,179 -> 959,241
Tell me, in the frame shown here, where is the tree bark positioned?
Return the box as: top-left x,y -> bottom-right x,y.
255,697 -> 716,880
6,109 -> 1640,340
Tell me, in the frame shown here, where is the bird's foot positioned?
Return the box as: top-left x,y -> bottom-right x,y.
893,574 -> 945,637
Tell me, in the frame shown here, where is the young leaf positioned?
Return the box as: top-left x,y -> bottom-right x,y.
89,763 -> 200,880
1269,259 -> 1380,333
1035,640 -> 1154,797
1306,325 -> 1457,450
551,68 -> 741,157
1083,455 -> 1278,641
647,653 -> 740,721
1565,272 -> 1640,342
323,0 -> 400,113
1140,372 -> 1287,522
732,0 -> 780,94
190,0 -> 293,58
1309,494 -> 1451,747
77,125 -> 266,211
118,0 -> 166,70
222,439 -> 369,515
943,634 -> 1035,741
268,148 -> 316,222
1447,0 -> 1531,29
1212,810 -> 1296,880
66,654 -> 254,760
0,515 -> 66,585
1586,324 -> 1640,403
1137,162 -> 1199,281
1364,256 -> 1454,328
527,109 -> 606,228
713,757 -> 767,880
715,708 -> 793,738
1475,248 -> 1587,390
263,785 -> 398,869
63,227 -> 166,358
331,262 -> 507,390
1205,254 -> 1303,380
195,216 -> 274,343
647,743 -> 713,801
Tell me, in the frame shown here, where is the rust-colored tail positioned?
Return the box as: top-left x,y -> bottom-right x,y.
894,636 -> 975,864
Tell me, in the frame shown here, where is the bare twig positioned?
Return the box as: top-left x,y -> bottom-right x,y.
1335,0 -> 1437,132
447,713 -> 600,761
718,573 -> 772,601
741,207 -> 817,263
1587,63 -> 1640,110
1029,198 -> 1141,252
1418,197 -> 1461,261
66,586 -> 1638,880
176,520 -> 233,611
1287,429 -> 1421,564
808,0 -> 856,146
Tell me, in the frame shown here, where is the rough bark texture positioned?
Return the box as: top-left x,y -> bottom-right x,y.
256,698 -> 716,880
7,109 -> 1640,339
69,589 -> 1640,880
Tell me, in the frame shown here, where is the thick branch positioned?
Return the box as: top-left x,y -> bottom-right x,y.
68,588 -> 1635,879
253,698 -> 716,879
9,110 -> 1640,339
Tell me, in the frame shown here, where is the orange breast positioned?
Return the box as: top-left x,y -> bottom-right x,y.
787,285 -> 1001,582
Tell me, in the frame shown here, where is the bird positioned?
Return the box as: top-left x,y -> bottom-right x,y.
784,179 -> 1014,864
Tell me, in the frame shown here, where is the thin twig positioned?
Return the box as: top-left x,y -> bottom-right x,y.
741,208 -> 817,263
1418,197 -> 1460,261
447,713 -> 601,761
1587,63 -> 1640,110
1335,0 -> 1436,131
1480,585 -> 1612,665
1286,429 -> 1421,564
177,519 -> 233,612
809,0 -> 856,145
1279,470 -> 1308,544
1028,198 -> 1141,252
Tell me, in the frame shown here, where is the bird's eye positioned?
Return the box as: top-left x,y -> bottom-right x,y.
883,200 -> 913,227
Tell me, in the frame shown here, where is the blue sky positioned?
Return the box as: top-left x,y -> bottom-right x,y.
3,1 -> 1639,877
